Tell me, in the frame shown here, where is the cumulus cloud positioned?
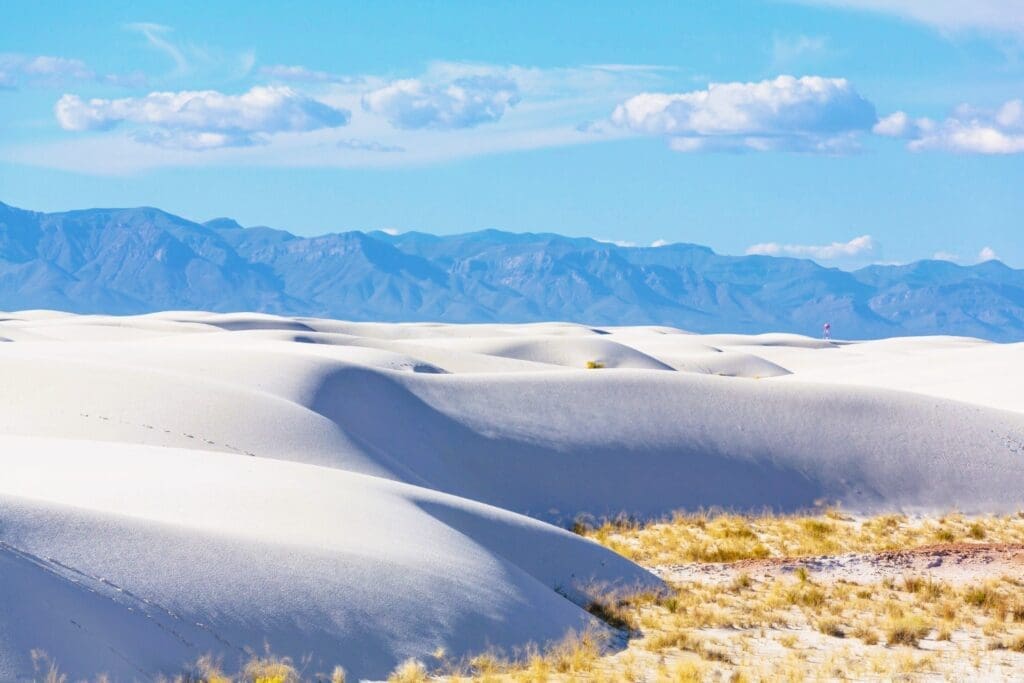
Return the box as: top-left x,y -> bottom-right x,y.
872,111 -> 912,137
55,85 -> 351,150
978,246 -> 999,262
875,100 -> 1024,153
0,54 -> 143,89
746,234 -> 877,260
362,75 -> 520,130
611,75 -> 877,152
650,239 -> 670,247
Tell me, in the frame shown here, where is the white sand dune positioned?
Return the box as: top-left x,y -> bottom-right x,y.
1,311 -> 1022,679
0,436 -> 653,681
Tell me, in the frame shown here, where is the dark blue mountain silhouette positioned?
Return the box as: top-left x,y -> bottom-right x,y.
2,201 -> 1022,340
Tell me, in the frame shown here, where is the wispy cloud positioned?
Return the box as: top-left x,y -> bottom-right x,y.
875,99 -> 1024,153
0,54 -> 145,89
771,35 -> 830,68
261,64 -> 363,84
125,22 -> 255,82
746,234 -> 877,260
799,0 -> 1024,36
55,86 -> 351,150
337,138 -> 404,153
126,23 -> 189,76
596,237 -> 638,247
610,75 -> 877,153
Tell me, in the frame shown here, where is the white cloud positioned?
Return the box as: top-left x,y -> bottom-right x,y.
55,86 -> 351,149
611,75 -> 877,152
872,111 -> 911,137
8,60 -> 663,172
596,238 -> 638,247
800,1 -> 1024,35
931,249 -> 1003,264
875,99 -> 1024,153
650,239 -> 670,247
0,54 -> 143,89
746,234 -> 877,260
362,75 -> 520,130
978,246 -> 999,262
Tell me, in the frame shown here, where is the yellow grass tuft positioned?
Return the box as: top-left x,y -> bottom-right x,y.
885,615 -> 932,647
388,658 -> 429,683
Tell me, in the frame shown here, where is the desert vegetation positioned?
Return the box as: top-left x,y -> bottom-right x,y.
395,510 -> 1024,680
32,510 -> 1024,682
578,508 -> 1024,566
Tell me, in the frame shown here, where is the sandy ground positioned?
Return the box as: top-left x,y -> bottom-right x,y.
1,311 -> 1023,680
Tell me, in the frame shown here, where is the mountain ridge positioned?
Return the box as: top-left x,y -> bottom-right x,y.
2,201 -> 1023,340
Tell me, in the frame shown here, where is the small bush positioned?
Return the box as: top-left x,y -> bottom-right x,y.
585,596 -> 636,631
886,616 -> 931,647
1010,601 -> 1024,623
548,628 -> 604,674
388,659 -> 429,683
242,656 -> 300,683
585,360 -> 605,369
1005,635 -> 1024,653
815,617 -> 845,638
851,625 -> 878,645
964,585 -> 1000,609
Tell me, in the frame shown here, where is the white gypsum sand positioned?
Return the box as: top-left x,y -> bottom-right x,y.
0,311 -> 1022,679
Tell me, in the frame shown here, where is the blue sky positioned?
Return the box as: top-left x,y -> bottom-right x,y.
2,0 -> 1023,268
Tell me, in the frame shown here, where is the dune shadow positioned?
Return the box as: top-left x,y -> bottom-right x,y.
308,367 -> 827,522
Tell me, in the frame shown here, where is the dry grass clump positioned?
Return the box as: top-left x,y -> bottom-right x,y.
165,653 -> 345,683
30,650 -> 68,683
388,659 -> 429,683
578,508 -> 1024,566
1000,634 -> 1024,652
814,616 -> 845,638
885,615 -> 932,647
423,627 -> 609,681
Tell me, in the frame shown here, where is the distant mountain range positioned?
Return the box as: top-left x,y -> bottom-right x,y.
2,200 -> 1023,340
